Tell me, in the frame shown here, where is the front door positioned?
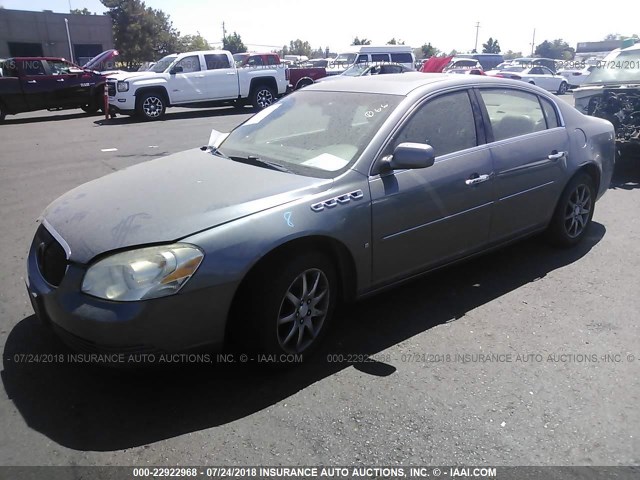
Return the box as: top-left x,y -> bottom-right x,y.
370,89 -> 494,285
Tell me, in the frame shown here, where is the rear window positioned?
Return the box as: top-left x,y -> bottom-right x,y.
21,59 -> 46,76
391,53 -> 413,64
371,53 -> 390,62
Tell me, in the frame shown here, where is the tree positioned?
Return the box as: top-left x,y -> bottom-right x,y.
71,7 -> 94,15
177,33 -> 210,52
447,49 -> 458,57
288,39 -> 312,57
503,50 -> 522,60
352,37 -> 371,46
101,0 -> 180,68
222,31 -> 246,54
421,43 -> 440,58
535,38 -> 575,60
387,38 -> 405,45
482,37 -> 501,54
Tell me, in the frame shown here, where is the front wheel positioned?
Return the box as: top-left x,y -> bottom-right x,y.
136,92 -> 166,121
241,252 -> 337,357
557,81 -> 568,95
250,85 -> 276,110
546,172 -> 596,247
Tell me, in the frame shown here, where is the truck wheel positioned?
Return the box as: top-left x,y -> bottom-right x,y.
295,79 -> 313,90
136,92 -> 166,121
81,103 -> 98,114
250,85 -> 276,110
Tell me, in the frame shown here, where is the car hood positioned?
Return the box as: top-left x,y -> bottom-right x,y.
108,71 -> 159,82
42,148 -> 333,264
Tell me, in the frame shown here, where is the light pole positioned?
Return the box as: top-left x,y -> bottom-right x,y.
531,28 -> 536,56
64,18 -> 74,63
474,22 -> 480,53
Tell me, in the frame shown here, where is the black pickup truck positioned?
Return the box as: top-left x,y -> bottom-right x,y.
0,57 -> 107,121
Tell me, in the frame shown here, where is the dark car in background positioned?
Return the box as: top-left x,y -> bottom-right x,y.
26,74 -> 614,359
0,57 -> 106,121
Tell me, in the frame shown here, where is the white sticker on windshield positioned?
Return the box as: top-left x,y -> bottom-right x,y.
243,103 -> 282,126
301,153 -> 349,171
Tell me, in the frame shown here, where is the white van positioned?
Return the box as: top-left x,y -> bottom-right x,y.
326,45 -> 415,75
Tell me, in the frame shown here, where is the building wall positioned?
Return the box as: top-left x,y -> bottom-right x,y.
0,8 -> 113,63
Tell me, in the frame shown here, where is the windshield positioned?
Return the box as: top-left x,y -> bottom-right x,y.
333,53 -> 358,65
218,90 -> 402,178
342,64 -> 369,76
150,55 -> 177,73
585,49 -> 640,84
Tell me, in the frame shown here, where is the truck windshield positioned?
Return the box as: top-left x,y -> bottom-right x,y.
585,49 -> 640,84
218,90 -> 402,178
150,55 -> 178,73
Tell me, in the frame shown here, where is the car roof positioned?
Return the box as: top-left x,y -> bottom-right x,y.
306,72 -> 532,95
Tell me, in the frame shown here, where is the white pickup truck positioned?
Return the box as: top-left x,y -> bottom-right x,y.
107,50 -> 288,120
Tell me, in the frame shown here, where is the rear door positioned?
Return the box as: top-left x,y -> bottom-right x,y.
476,87 -> 569,241
369,89 -> 494,285
15,59 -> 53,109
203,53 -> 239,100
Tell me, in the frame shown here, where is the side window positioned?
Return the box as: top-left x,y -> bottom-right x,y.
388,90 -> 477,157
356,54 -> 368,64
247,55 -> 263,66
539,97 -> 559,128
479,89 -> 546,141
47,60 -> 72,75
204,54 -> 230,70
391,53 -> 413,64
530,67 -> 543,75
175,55 -> 201,73
540,66 -> 553,75
22,60 -> 46,76
267,55 -> 278,66
371,53 -> 389,62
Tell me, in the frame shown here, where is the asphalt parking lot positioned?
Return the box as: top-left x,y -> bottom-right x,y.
0,96 -> 639,467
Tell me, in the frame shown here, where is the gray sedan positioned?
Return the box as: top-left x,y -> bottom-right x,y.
26,74 -> 615,359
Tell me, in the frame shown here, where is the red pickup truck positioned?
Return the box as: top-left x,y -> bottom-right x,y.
233,53 -> 326,91
0,57 -> 106,122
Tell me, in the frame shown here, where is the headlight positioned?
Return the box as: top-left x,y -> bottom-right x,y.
117,81 -> 129,92
81,244 -> 204,301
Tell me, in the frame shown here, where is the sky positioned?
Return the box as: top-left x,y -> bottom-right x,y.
2,0 -> 638,55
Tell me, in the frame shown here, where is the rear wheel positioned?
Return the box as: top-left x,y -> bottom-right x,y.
136,91 -> 166,121
546,172 -> 596,247
250,85 -> 276,110
557,81 -> 568,95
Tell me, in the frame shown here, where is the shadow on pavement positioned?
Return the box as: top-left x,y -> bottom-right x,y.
1,223 -> 605,451
1,110 -> 98,125
94,106 -> 254,126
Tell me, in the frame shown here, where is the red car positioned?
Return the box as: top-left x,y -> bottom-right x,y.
233,52 -> 326,91
0,57 -> 106,121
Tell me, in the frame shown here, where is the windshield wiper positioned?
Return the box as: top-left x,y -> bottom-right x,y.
201,145 -> 231,160
228,155 -> 293,174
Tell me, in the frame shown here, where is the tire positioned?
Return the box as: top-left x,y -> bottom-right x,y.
250,84 -> 276,110
295,79 -> 313,90
546,172 -> 596,247
238,251 -> 337,358
81,91 -> 104,114
557,81 -> 568,95
528,81 -> 535,85
136,91 -> 166,121
81,103 -> 98,114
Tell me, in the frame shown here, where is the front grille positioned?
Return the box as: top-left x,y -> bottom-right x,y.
107,81 -> 116,96
35,224 -> 68,287
51,323 -> 161,357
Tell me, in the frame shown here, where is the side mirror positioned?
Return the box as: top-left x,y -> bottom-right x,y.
382,142 -> 435,171
170,65 -> 183,74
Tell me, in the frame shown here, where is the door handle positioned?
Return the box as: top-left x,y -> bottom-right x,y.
465,174 -> 491,186
548,150 -> 567,161
27,80 -> 37,84
196,75 -> 205,78
56,79 -> 65,82
226,72 -> 237,75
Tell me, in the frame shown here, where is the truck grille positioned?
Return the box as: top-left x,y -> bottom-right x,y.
35,224 -> 68,287
107,81 -> 116,97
